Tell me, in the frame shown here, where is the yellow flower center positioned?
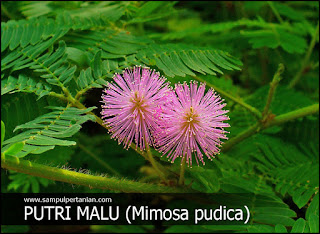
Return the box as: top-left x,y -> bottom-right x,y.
185,106 -> 199,122
131,91 -> 147,113
182,106 -> 199,132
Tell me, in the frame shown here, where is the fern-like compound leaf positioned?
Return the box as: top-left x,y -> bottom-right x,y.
1,74 -> 52,99
136,43 -> 242,77
1,106 -> 96,158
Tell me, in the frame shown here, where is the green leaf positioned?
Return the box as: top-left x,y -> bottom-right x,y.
67,30 -> 152,59
1,120 -> 5,148
272,2 -> 306,21
136,43 -> 242,77
3,141 -> 25,156
2,40 -> 76,87
129,1 -> 177,24
152,18 -> 309,54
308,213 -> 319,233
245,85 -> 315,115
306,193 -> 319,221
186,167 -> 220,192
1,74 -> 52,99
2,106 -> 96,158
20,2 -> 53,18
291,218 -> 307,233
91,50 -> 102,79
247,224 -> 277,233
1,17 -> 68,52
241,28 -> 308,54
237,135 -> 319,209
136,1 -> 167,17
76,57 -> 113,93
275,224 -> 287,233
7,170 -> 54,193
66,47 -> 88,67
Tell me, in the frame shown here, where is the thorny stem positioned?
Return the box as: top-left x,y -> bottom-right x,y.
78,143 -> 121,177
289,21 -> 319,88
1,154 -> 193,193
194,76 -> 262,119
261,64 -> 284,119
179,156 -> 187,185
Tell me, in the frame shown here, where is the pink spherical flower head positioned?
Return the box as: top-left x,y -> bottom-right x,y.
101,66 -> 172,151
155,81 -> 230,167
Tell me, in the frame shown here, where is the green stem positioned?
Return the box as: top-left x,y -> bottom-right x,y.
78,143 -> 121,177
289,21 -> 319,88
48,92 -> 69,102
266,103 -> 319,128
194,76 -> 262,119
222,123 -> 260,152
222,103 -> 319,152
179,156 -> 187,185
267,1 -> 284,24
145,143 -> 168,184
261,64 -> 284,119
1,154 -> 192,193
75,90 -> 86,100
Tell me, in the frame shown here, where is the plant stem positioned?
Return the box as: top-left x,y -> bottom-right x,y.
267,1 -> 284,24
78,143 -> 121,177
266,103 -> 319,128
194,76 -> 262,119
222,103 -> 319,152
1,154 -> 193,193
261,64 -> 284,119
179,156 -> 187,185
48,92 -> 69,102
145,143 -> 168,184
289,21 -> 319,88
222,123 -> 260,152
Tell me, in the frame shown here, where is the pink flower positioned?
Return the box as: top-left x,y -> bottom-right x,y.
101,66 -> 172,150
154,81 -> 230,167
